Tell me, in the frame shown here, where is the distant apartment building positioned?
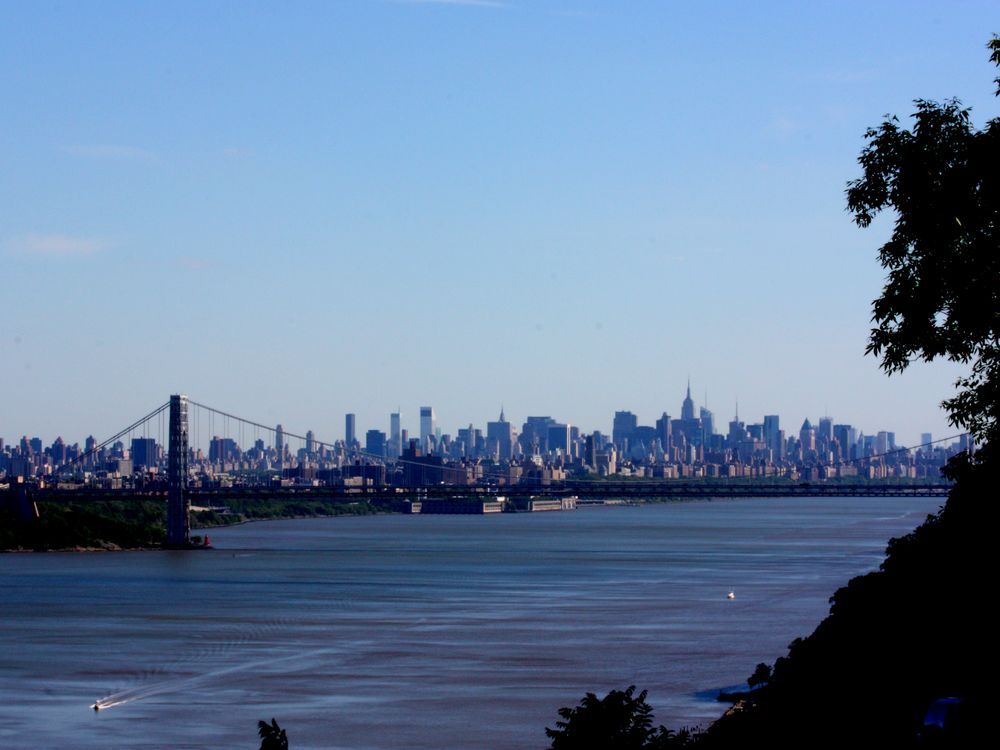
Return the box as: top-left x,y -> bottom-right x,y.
365,430 -> 386,458
130,437 -> 157,469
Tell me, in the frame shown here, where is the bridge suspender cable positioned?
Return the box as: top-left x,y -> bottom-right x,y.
47,401 -> 171,478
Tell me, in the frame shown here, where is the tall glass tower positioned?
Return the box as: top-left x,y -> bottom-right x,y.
420,407 -> 435,450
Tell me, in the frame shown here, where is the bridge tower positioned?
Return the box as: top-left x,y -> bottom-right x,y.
166,394 -> 190,547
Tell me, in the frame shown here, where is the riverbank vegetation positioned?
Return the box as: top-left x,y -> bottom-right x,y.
0,500 -> 166,551
191,498 -> 380,527
0,497 -> 383,551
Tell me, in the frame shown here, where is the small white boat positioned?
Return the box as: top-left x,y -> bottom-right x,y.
727,591 -> 735,600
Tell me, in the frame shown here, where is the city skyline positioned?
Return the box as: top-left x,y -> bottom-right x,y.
2,384 -> 963,494
0,379 -> 967,453
3,3 -> 995,447
0,381 -> 959,458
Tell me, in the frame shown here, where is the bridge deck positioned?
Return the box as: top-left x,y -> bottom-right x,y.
29,481 -> 951,504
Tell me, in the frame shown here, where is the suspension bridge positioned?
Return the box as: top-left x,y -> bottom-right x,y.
10,395 -> 953,549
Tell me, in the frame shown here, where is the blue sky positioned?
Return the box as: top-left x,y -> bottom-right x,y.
2,1 -> 996,448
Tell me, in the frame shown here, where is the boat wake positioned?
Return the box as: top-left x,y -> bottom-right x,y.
91,644 -> 348,712
93,671 -> 213,711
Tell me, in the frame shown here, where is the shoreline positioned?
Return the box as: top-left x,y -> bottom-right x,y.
1,544 -> 163,553
2,494 -> 921,553
0,509 -> 395,553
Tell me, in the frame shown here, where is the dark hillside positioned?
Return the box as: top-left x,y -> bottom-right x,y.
701,455 -> 993,749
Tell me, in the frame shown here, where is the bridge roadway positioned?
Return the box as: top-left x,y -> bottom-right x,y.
32,480 -> 951,504
190,481 -> 950,501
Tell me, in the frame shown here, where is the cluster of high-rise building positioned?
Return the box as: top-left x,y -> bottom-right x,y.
1,384 -> 969,489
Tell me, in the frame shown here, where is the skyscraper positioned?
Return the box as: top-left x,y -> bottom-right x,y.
681,380 -> 695,421
547,423 -> 571,455
521,416 -> 555,454
420,407 -> 435,450
655,413 -> 672,453
345,413 -> 357,448
674,382 -> 703,448
390,411 -> 401,457
585,433 -> 598,468
876,431 -> 890,456
209,437 -> 239,464
486,407 -> 513,460
365,429 -> 386,458
800,419 -> 816,453
818,417 -> 834,453
699,406 -> 715,437
612,411 -> 638,451
834,423 -> 854,461
84,435 -> 97,467
727,410 -> 747,447
764,415 -> 781,457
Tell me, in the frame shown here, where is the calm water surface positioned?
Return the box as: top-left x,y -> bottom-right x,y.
0,497 -> 942,749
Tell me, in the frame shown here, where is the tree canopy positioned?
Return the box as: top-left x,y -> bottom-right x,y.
545,686 -> 694,749
258,718 -> 288,750
546,686 -> 656,750
846,36 -> 1000,454
747,662 -> 772,690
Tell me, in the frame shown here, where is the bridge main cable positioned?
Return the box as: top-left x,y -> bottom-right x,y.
49,401 -> 171,477
186,399 -> 462,473
187,400 -> 336,452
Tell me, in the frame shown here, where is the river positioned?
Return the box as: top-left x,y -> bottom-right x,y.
0,496 -> 942,749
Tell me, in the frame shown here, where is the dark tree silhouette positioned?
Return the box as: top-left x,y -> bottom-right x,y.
746,663 -> 771,690
693,40 -> 1000,749
846,35 -> 1000,456
647,726 -> 695,749
546,686 -> 656,750
258,718 -> 288,750
545,686 -> 697,748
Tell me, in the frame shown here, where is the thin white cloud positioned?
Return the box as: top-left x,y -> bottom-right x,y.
6,233 -> 108,258
178,256 -> 213,270
394,0 -> 509,8
62,144 -> 159,164
766,114 -> 802,138
815,66 -> 881,85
